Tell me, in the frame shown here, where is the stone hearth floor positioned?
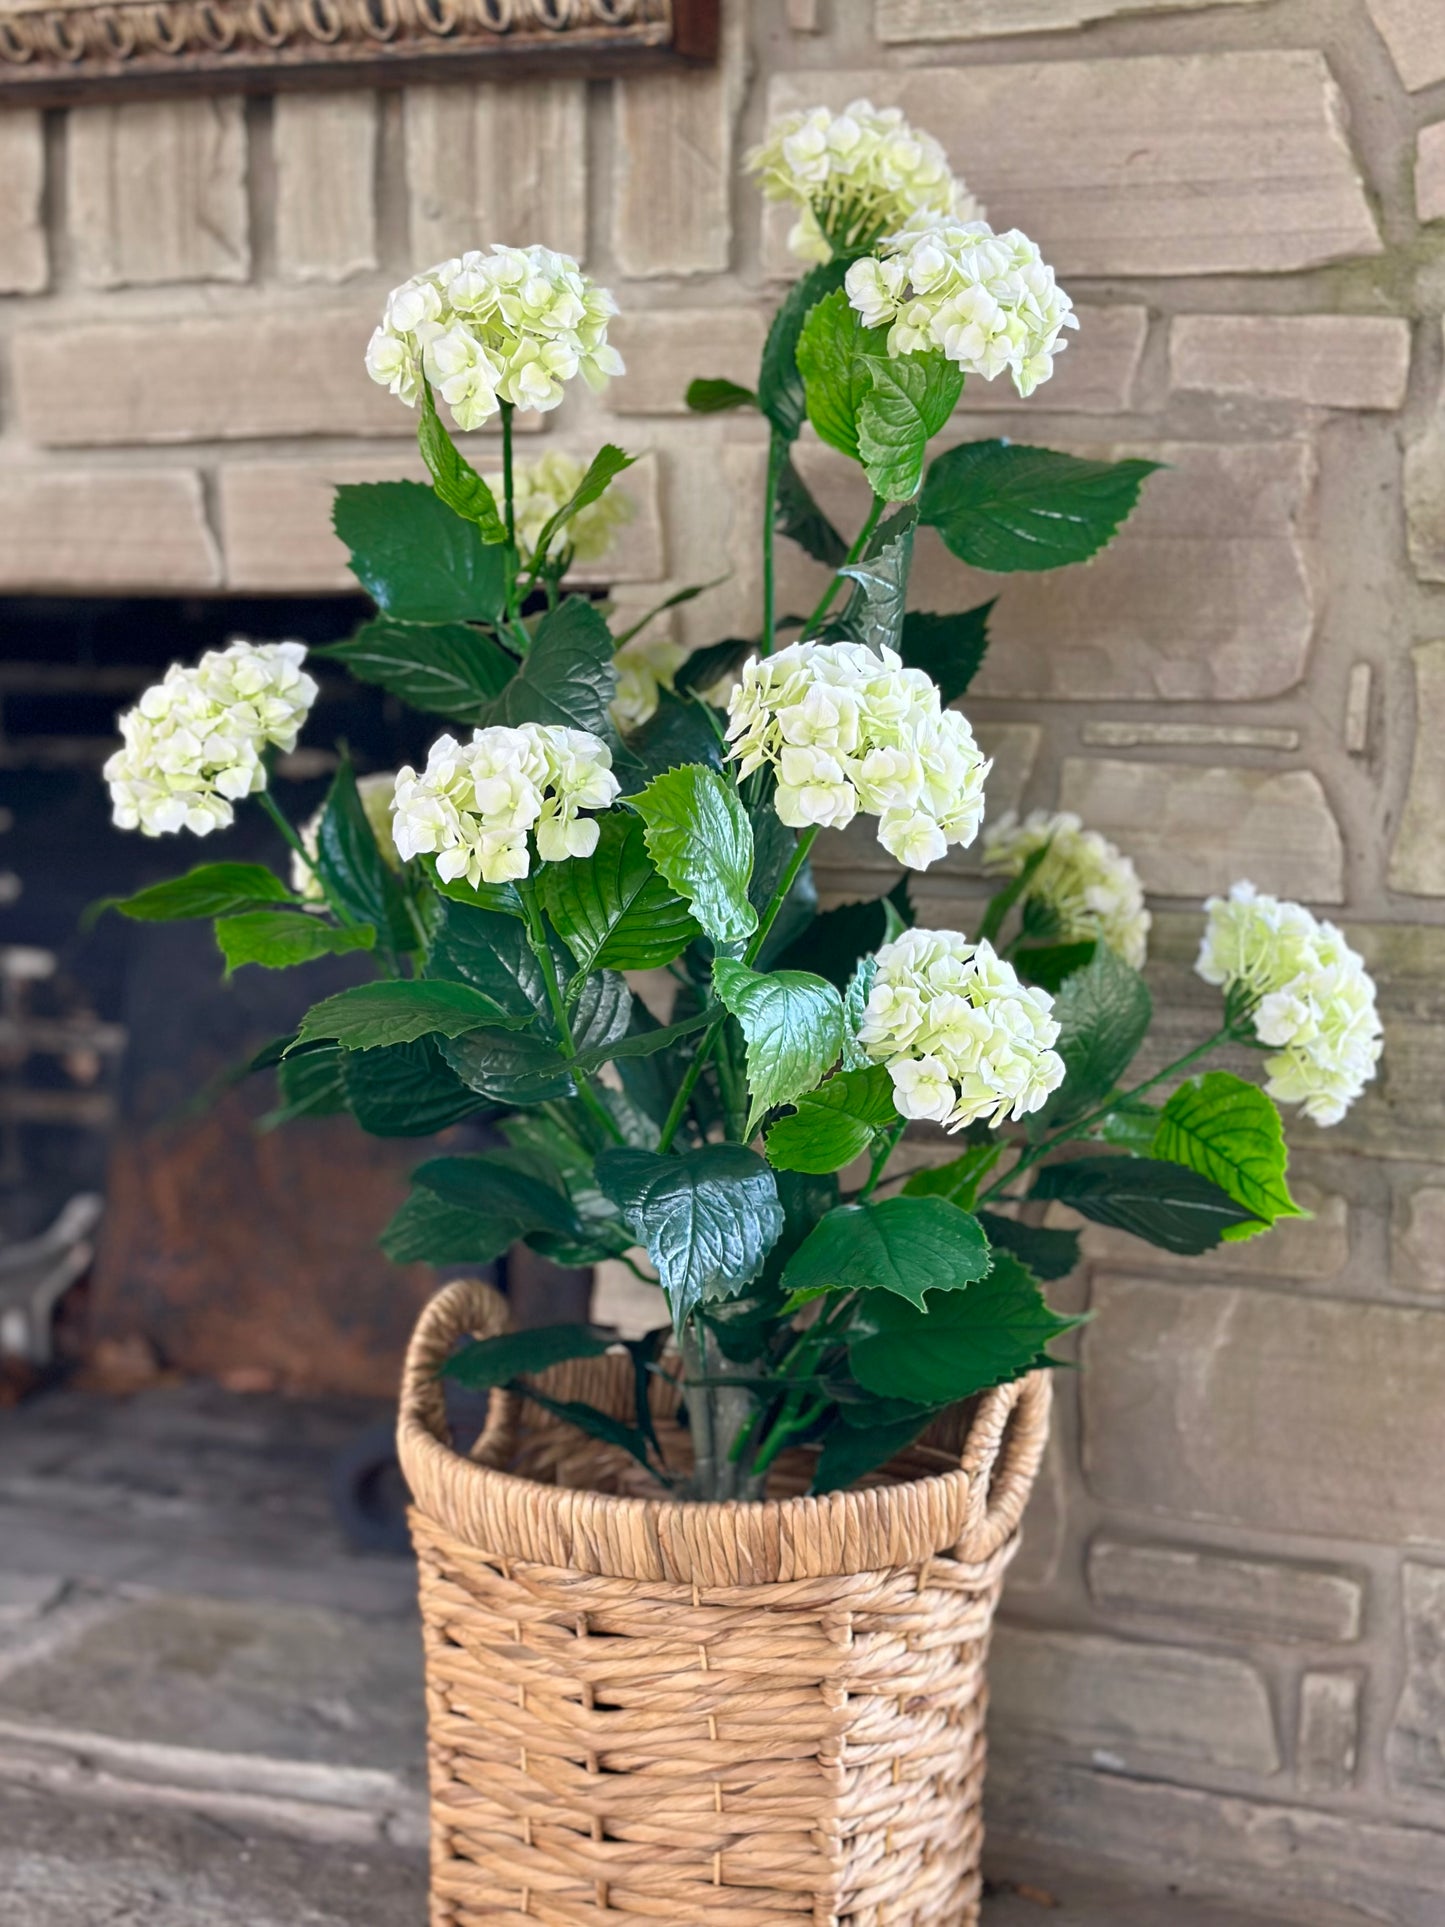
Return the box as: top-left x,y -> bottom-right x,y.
0,1382 -> 1315,1927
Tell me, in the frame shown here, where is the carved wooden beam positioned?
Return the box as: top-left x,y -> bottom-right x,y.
0,0 -> 718,105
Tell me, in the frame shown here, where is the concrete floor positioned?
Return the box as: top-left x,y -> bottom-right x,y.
0,1382 -> 1308,1926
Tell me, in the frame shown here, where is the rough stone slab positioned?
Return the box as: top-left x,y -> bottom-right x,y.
1297,1670 -> 1361,1794
69,99 -> 248,288
1394,1183 -> 1445,1293
1419,123 -> 1445,223
764,56 -> 1380,277
1082,722 -> 1300,752
608,309 -> 769,414
12,311 -> 410,446
966,305 -> 1148,414
1389,641 -> 1445,894
614,4 -> 744,276
984,1852 -> 1318,1927
989,1625 -> 1279,1774
274,93 -> 378,285
1169,315 -> 1410,412
0,471 -> 219,591
1406,341 -> 1445,581
1079,1180 -> 1348,1280
0,1780 -> 424,1927
1087,1538 -> 1363,1644
0,113 -> 46,294
877,0 -> 1266,37
986,1758 -> 1445,1927
404,80 -> 586,262
219,449 -> 661,591
1389,1562 -> 1445,1794
1082,1275 -> 1445,1545
1057,759 -> 1344,903
1367,0 -> 1445,92
0,1575 -> 64,1629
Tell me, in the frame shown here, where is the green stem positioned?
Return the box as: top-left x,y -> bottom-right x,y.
802,495 -> 885,636
977,1024 -> 1237,1207
501,400 -> 517,553
857,1119 -> 907,1204
655,826 -> 820,1155
761,430 -> 786,657
257,790 -> 358,931
517,878 -> 624,1148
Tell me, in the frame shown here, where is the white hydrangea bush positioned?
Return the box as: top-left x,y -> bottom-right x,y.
91,92 -> 1379,1504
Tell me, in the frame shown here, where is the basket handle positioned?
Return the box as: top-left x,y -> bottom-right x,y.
958,1369 -> 1052,1560
397,1277 -> 518,1466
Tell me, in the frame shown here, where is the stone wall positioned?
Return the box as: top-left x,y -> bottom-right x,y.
2,0 -> 1444,1912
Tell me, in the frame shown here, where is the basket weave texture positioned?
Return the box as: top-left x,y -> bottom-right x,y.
398,1279 -> 1051,1927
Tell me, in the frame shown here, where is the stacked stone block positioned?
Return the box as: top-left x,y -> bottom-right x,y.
0,1 -> 1444,1914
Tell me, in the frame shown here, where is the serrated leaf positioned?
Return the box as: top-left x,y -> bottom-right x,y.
315,757 -> 415,954
479,594 -> 617,739
442,1324 -> 616,1388
344,1036 -> 487,1138
975,1210 -> 1080,1282
674,638 -> 753,700
269,1044 -> 349,1125
1030,1156 -> 1263,1254
920,441 -> 1159,573
1153,1071 -> 1302,1243
833,509 -> 915,654
570,1007 -> 714,1078
795,289 -> 888,460
686,377 -> 757,414
902,1143 -> 1003,1210
840,952 -> 877,1071
531,445 -> 635,565
1039,946 -> 1152,1131
782,1196 -> 991,1310
625,687 -> 727,781
775,456 -> 847,567
596,1144 -> 784,1322
758,258 -> 853,443
103,863 -> 295,923
765,1065 -> 898,1174
628,763 -> 756,949
776,894 -> 891,993
858,350 -> 963,501
426,898 -> 547,1019
713,958 -> 846,1135
380,1188 -> 515,1265
215,911 -> 375,975
417,381 -> 507,541
1096,1099 -> 1163,1152
812,1409 -> 934,1495
297,978 -> 525,1050
570,969 -> 633,1059
1014,940 -> 1097,994
441,1027 -> 573,1104
538,812 -> 699,974
333,479 -> 508,622
316,618 -> 515,727
746,805 -> 818,968
897,603 -> 994,705
848,1250 -> 1076,1404
413,1150 -> 584,1243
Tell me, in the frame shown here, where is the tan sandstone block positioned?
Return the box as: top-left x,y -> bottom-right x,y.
1170,315 -> 1410,412
1389,642 -> 1445,894
1057,758 -> 1344,902
0,113 -> 46,294
1087,1539 -> 1363,1644
219,451 -> 661,593
764,56 -> 1380,277
12,312 -> 408,446
1298,1671 -> 1362,1794
1367,0 -> 1445,93
0,470 -> 218,590
1393,1184 -> 1445,1293
614,7 -> 744,276
1389,1563 -> 1445,1794
989,1625 -> 1279,1775
274,94 -> 378,285
69,99 -> 248,288
1082,1275 -> 1445,1543
608,311 -> 770,415
965,305 -> 1147,413
877,0 -> 1265,36
1419,125 -> 1445,224
405,82 -> 586,262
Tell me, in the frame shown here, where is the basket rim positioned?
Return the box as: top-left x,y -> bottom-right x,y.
397,1279 -> 1052,1587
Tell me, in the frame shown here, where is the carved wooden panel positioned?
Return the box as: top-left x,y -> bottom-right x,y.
0,0 -> 718,106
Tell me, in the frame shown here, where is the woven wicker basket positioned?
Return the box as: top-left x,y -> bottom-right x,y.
397,1278 -> 1051,1927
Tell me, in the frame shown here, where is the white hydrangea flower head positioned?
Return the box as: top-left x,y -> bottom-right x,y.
391,723 -> 619,889
293,772 -> 402,903
482,451 -> 634,570
609,632 -> 689,733
746,98 -> 983,263
846,218 -> 1077,399
983,810 -> 1151,969
104,641 -> 318,839
1196,881 -> 1383,1126
859,927 -> 1065,1129
365,246 -> 624,432
725,639 -> 989,870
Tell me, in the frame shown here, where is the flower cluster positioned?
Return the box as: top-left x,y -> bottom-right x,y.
105,641 -> 318,838
487,451 -> 634,569
293,773 -> 401,903
365,246 -> 623,430
1196,882 -> 1383,1126
391,724 -> 619,888
610,632 -> 688,733
746,98 -> 981,263
860,928 -> 1065,1129
983,810 -> 1151,969
726,640 -> 989,870
846,219 -> 1077,398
